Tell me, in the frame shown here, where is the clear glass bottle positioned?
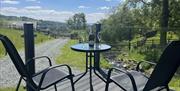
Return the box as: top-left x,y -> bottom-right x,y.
88,33 -> 95,47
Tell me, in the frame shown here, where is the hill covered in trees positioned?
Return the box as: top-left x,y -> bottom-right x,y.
0,14 -> 67,32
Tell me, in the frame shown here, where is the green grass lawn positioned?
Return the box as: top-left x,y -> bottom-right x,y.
0,86 -> 25,91
0,28 -> 53,57
56,40 -> 86,70
56,39 -> 111,70
169,75 -> 180,91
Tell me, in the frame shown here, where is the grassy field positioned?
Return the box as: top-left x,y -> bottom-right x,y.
56,39 -> 110,71
56,40 -> 86,70
0,87 -> 25,91
169,75 -> 180,91
0,28 -> 53,57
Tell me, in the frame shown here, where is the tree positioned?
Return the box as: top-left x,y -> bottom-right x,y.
160,0 -> 169,47
67,18 -> 74,29
101,0 -> 180,44
67,13 -> 87,30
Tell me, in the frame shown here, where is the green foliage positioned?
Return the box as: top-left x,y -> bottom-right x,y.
144,48 -> 161,62
118,50 -> 145,62
70,30 -> 88,41
67,13 -> 87,30
0,14 -> 36,21
37,20 -> 67,31
101,1 -> 155,42
0,18 -> 8,28
100,57 -> 112,69
70,31 -> 79,39
100,0 -> 180,90
101,0 -> 180,44
0,14 -> 67,32
116,32 -> 179,90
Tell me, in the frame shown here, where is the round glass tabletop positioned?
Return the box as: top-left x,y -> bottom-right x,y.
71,43 -> 111,52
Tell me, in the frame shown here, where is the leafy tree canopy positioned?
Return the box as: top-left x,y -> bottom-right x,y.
66,13 -> 87,30
101,0 -> 180,43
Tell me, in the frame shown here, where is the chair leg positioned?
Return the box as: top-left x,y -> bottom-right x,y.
36,88 -> 40,91
105,82 -> 109,91
16,76 -> 22,91
166,85 -> 170,91
54,84 -> 57,91
70,78 -> 75,91
105,72 -> 111,91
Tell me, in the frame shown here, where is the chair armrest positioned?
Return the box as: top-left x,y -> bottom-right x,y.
25,56 -> 52,66
107,67 -> 138,91
136,61 -> 156,71
38,64 -> 73,87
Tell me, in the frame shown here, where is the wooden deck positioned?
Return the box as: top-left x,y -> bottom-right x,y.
46,70 -> 120,91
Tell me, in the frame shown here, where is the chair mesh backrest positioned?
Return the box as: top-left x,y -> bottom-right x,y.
144,41 -> 180,90
0,35 -> 28,77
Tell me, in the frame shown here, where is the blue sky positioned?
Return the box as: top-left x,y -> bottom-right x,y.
0,0 -> 124,23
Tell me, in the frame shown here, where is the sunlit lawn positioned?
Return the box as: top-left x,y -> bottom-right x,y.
0,86 -> 25,91
169,75 -> 180,91
56,40 -> 86,70
0,28 -> 53,57
56,39 -> 110,71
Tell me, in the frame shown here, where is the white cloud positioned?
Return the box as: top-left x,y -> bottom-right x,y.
1,0 -> 19,4
105,0 -> 112,2
26,0 -> 40,3
0,7 -> 106,23
78,6 -> 90,9
25,6 -> 42,10
26,0 -> 37,1
86,13 -> 107,23
120,0 -> 126,2
98,6 -> 110,10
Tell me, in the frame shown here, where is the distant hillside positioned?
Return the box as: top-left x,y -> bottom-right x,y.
0,14 -> 36,21
0,14 -> 68,32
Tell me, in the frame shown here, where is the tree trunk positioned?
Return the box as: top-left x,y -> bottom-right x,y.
160,0 -> 169,47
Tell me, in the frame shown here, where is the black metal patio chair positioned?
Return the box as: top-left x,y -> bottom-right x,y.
0,34 -> 75,91
105,41 -> 180,91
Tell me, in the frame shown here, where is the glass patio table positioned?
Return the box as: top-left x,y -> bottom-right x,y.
71,43 -> 111,91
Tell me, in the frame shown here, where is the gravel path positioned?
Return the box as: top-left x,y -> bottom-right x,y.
0,38 -> 69,87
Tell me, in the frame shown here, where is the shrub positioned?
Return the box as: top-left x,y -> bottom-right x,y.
144,48 -> 161,62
